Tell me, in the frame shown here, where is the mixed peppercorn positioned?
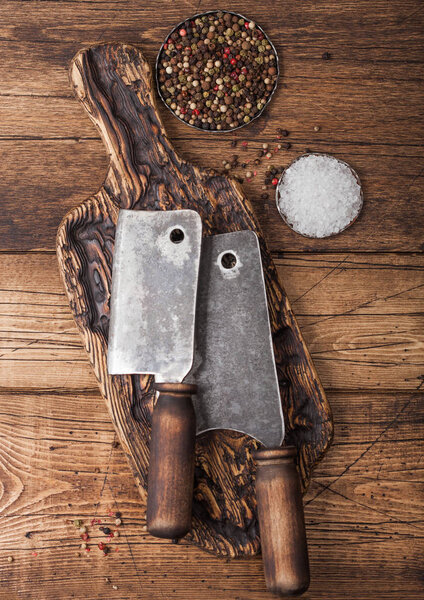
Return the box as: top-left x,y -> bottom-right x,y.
157,11 -> 278,130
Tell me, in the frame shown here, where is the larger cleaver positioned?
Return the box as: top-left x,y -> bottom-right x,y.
187,230 -> 310,596
108,209 -> 202,539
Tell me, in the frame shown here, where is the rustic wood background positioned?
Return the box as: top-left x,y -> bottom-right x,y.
0,1 -> 423,599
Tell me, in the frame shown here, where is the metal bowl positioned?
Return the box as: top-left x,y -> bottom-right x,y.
155,10 -> 280,133
275,153 -> 364,239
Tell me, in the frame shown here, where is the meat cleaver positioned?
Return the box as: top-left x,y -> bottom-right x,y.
187,230 -> 310,596
108,209 -> 202,539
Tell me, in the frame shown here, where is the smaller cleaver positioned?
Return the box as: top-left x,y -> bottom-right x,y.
108,209 -> 202,539
187,230 -> 310,596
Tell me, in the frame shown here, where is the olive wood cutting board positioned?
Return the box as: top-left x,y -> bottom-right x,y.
56,43 -> 333,557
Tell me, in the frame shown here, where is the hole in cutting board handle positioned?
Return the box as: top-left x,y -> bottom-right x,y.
221,252 -> 237,269
170,228 -> 185,244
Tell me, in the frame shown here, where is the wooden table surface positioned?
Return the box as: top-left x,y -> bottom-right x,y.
0,1 -> 423,598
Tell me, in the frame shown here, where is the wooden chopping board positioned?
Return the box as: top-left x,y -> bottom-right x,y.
56,43 -> 333,558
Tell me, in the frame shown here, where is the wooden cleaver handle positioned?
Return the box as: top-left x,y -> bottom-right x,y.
255,446 -> 310,596
146,383 -> 196,539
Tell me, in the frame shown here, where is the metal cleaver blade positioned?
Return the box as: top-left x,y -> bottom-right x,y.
107,208 -> 202,541
187,230 -> 310,596
187,230 -> 284,448
108,208 -> 202,382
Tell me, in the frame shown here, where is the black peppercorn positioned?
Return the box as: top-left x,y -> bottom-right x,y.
157,11 -> 278,131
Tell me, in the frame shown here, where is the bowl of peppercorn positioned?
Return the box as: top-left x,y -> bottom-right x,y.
156,10 -> 279,131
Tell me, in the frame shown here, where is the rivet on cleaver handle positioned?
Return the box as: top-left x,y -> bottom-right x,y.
187,231 -> 309,595
108,209 -> 202,539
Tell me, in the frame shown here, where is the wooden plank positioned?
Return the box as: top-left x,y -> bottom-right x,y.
2,40 -> 424,99
0,253 -> 98,390
0,0 -> 423,252
0,389 -> 421,599
1,137 -> 423,252
1,253 -> 422,391
1,1 -> 423,51
0,139 -> 107,251
276,253 -> 424,391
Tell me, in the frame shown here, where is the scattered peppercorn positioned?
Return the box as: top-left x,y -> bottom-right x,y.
272,178 -> 279,185
277,128 -> 288,137
73,519 -> 83,528
230,139 -> 238,147
24,532 -> 32,539
157,11 -> 278,131
322,52 -> 332,60
282,142 -> 291,149
7,556 -> 13,563
103,527 -> 111,535
314,125 -> 320,132
115,518 -> 122,526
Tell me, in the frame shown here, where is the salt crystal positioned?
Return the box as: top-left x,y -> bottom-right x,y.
276,154 -> 362,238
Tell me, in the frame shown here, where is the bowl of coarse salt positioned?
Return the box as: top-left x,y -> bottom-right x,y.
276,153 -> 363,238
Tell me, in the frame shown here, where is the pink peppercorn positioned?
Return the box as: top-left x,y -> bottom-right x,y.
230,58 -> 237,65
272,178 -> 278,185
179,29 -> 187,37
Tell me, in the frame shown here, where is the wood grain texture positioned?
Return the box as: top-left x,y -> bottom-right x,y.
0,389 -> 421,599
147,384 -> 197,539
255,447 -> 310,596
0,0 -> 423,252
55,42 -> 332,557
1,0 -> 423,596
1,253 -> 422,392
